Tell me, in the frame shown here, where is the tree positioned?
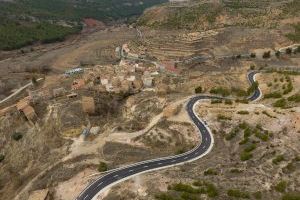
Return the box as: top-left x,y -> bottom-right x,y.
236,54 -> 241,59
250,53 -> 256,58
263,51 -> 271,59
0,154 -> 4,163
12,132 -> 23,141
286,48 -> 292,55
275,51 -> 280,58
98,162 -> 108,172
250,65 -> 255,70
195,86 -> 203,94
31,77 -> 37,85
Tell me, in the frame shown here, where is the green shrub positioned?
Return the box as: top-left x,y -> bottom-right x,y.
250,65 -> 256,70
155,193 -> 175,200
243,127 -> 252,138
283,82 -> 293,94
217,114 -> 231,121
225,128 -> 239,140
263,51 -> 271,59
274,180 -> 287,193
281,192 -> 300,200
227,189 -> 250,198
204,168 -> 218,176
211,99 -> 223,104
273,98 -> 287,108
264,92 -> 282,99
240,152 -> 253,161
239,138 -> 249,145
254,130 -> 269,141
235,99 -> 249,104
244,143 -> 256,152
195,86 -> 203,94
12,132 -> 23,141
253,191 -> 262,199
181,192 -> 199,200
171,183 -> 198,193
250,53 -> 256,58
239,122 -> 249,130
262,111 -> 274,118
237,110 -> 249,115
272,155 -> 285,165
286,48 -> 292,55
210,87 -> 230,97
232,87 -> 248,97
275,51 -> 281,58
288,94 -> 300,102
98,162 -> 108,172
205,182 -> 218,197
0,154 -> 4,163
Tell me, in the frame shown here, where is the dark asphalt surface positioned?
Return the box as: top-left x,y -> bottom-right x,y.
76,72 -> 261,200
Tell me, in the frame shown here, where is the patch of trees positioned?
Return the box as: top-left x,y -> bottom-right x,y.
0,21 -> 81,50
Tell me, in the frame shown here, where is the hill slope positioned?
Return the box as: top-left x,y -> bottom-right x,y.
137,0 -> 300,30
0,0 -> 167,50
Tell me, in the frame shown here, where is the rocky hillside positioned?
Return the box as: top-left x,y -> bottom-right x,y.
137,0 -> 300,30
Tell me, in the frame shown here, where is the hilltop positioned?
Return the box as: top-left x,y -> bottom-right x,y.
137,0 -> 300,30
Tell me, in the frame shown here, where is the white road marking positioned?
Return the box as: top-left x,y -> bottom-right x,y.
157,162 -> 162,165
97,182 -> 103,187
171,160 -> 176,163
114,175 -> 119,178
184,157 -> 188,159
143,165 -> 148,168
83,195 -> 89,200
129,169 -> 134,172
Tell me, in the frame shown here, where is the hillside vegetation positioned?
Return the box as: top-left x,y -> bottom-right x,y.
0,0 -> 167,50
137,0 -> 300,30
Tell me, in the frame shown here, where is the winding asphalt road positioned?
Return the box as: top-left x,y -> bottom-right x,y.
76,71 -> 261,200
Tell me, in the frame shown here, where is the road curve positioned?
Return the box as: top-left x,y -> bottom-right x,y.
76,71 -> 261,200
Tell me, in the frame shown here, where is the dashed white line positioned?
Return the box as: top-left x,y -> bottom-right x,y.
113,175 -> 119,178
143,165 -> 148,168
97,182 -> 103,187
157,162 -> 162,165
83,195 -> 89,200
129,169 -> 134,172
171,160 -> 176,163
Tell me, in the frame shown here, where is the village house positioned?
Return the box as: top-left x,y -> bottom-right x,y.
126,75 -> 136,82
142,76 -> 154,88
16,98 -> 37,123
